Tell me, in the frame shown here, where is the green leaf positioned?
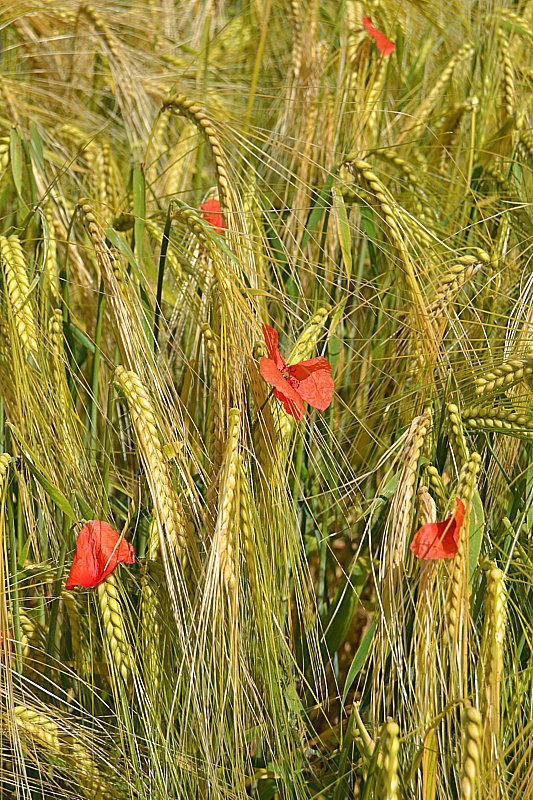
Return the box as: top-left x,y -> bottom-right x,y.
133,162 -> 146,263
322,556 -> 370,656
300,168 -> 337,249
333,187 -> 352,281
9,127 -> 24,202
8,425 -> 77,521
342,619 -> 376,704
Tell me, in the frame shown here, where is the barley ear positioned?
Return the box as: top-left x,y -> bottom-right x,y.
481,563 -> 506,763
447,453 -> 481,690
114,366 -> 197,585
97,573 -> 133,686
460,706 -> 482,800
0,235 -> 39,365
214,408 -> 241,598
377,721 -> 400,800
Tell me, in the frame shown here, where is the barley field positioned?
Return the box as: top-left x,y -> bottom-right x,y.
0,1 -> 532,798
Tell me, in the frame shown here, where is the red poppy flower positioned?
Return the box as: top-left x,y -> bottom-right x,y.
362,17 -> 395,57
199,198 -> 225,233
65,520 -> 135,589
0,630 -> 13,652
259,324 -> 334,421
410,498 -> 465,560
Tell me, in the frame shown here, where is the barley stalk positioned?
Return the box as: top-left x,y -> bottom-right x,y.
146,220 -> 184,280
0,235 -> 39,364
249,342 -> 276,483
97,573 -> 132,685
460,707 -> 482,800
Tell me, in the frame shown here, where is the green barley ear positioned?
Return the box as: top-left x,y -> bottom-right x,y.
424,464 -> 447,514
201,322 -> 226,496
42,205 -> 61,306
460,707 -> 482,800
447,453 -> 481,689
163,94 -> 232,216
214,408 -> 241,597
481,563 -> 506,764
389,408 -> 432,576
276,308 -> 331,447
0,135 -> 10,173
475,357 -> 533,396
376,721 -> 400,800
13,705 -> 112,799
114,366 -> 198,588
97,573 -> 133,687
0,235 -> 39,366
462,405 -> 533,438
447,403 -> 470,467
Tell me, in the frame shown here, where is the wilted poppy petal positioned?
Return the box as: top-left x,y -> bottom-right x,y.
362,17 -> 395,57
66,520 -> 135,589
288,357 -> 334,411
410,498 -> 465,560
262,324 -> 286,371
259,357 -> 305,420
199,198 -> 225,233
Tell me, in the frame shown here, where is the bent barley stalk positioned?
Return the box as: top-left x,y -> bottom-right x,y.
163,94 -> 232,216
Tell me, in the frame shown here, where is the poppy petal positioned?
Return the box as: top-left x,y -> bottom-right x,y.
288,357 -> 334,411
259,357 -> 305,420
362,17 -> 395,57
262,324 -> 286,371
66,520 -> 135,589
410,498 -> 465,560
199,198 -> 225,233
